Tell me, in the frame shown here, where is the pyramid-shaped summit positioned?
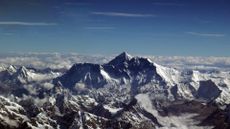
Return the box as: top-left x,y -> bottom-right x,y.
108,52 -> 132,66
17,66 -> 29,76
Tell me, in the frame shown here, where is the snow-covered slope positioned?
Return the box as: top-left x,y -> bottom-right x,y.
0,52 -> 230,129
135,93 -> 213,129
0,65 -> 61,84
0,96 -> 28,128
56,52 -> 230,105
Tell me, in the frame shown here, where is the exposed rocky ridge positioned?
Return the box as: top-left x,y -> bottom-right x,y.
0,52 -> 230,129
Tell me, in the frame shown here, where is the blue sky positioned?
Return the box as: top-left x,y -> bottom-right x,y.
0,0 -> 229,56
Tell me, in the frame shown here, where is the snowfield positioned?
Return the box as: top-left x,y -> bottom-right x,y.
0,52 -> 230,129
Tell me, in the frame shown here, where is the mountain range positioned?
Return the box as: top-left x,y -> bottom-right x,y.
0,52 -> 230,129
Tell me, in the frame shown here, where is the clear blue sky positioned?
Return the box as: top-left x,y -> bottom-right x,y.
0,0 -> 229,56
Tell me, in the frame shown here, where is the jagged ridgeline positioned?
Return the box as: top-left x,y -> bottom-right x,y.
0,52 -> 230,129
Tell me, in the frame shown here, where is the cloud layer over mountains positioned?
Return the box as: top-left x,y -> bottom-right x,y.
0,53 -> 230,70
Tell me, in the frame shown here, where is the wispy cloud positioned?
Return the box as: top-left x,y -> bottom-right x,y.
0,21 -> 57,26
91,12 -> 156,18
3,33 -> 14,36
186,32 -> 225,37
64,2 -> 90,6
84,27 -> 115,30
152,2 -> 184,6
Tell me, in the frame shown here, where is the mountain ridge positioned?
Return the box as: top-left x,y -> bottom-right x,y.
0,52 -> 230,129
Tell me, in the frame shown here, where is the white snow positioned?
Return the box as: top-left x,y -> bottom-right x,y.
100,69 -> 111,80
43,82 -> 55,90
103,105 -> 122,114
135,94 -> 159,117
135,94 -> 213,129
10,66 -> 61,84
0,53 -> 230,128
7,65 -> 17,74
191,70 -> 209,82
49,97 -> 56,105
26,70 -> 60,82
154,63 -> 180,86
0,65 -> 6,72
0,96 -> 29,128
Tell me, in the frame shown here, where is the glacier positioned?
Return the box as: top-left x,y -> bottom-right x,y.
0,52 -> 230,129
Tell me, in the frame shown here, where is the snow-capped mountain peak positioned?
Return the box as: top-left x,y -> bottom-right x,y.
6,65 -> 17,74
1,53 -> 230,129
15,66 -> 29,79
57,63 -> 108,89
108,52 -> 132,66
56,53 -> 175,92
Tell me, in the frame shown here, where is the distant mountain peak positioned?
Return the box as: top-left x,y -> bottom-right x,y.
6,65 -> 17,74
108,52 -> 132,66
120,52 -> 131,58
18,66 -> 28,75
13,66 -> 30,83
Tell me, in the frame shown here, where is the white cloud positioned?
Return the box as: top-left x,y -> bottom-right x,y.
84,27 -> 115,30
186,32 -> 225,37
43,83 -> 54,90
91,12 -> 156,17
0,53 -> 230,71
0,53 -> 109,69
0,21 -> 57,26
146,55 -> 230,70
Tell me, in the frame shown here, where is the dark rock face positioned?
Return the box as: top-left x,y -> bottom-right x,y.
56,53 -> 165,94
19,99 -> 40,118
107,52 -> 131,67
1,53 -> 230,129
56,63 -> 107,89
128,57 -> 164,86
89,104 -> 112,118
199,104 -> 230,129
198,80 -> 222,101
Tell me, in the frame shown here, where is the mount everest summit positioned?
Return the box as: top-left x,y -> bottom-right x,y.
0,52 -> 230,129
